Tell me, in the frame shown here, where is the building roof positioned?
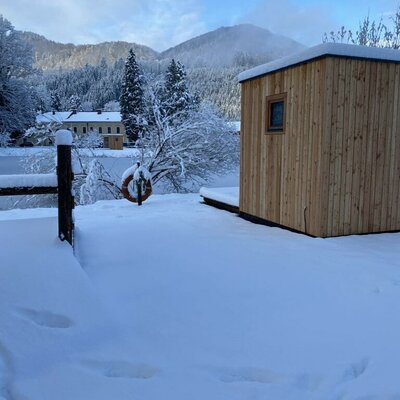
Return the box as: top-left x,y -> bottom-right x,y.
238,43 -> 400,83
36,112 -> 71,124
36,111 -> 123,124
66,112 -> 122,123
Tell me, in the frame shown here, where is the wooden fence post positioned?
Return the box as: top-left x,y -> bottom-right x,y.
56,130 -> 74,246
136,180 -> 143,206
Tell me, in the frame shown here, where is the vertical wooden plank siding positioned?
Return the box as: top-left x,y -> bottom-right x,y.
301,63 -> 312,232
319,58 -> 334,237
239,56 -> 400,236
357,61 -> 371,233
389,65 -> 400,230
368,62 -> 382,232
327,57 -> 342,236
309,60 -> 324,235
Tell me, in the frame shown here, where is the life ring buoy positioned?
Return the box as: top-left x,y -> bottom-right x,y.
121,174 -> 152,203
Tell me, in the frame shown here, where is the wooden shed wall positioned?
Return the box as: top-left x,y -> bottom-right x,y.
324,57 -> 400,236
240,56 -> 400,237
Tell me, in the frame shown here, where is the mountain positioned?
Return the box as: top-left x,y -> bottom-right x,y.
22,25 -> 306,120
160,24 -> 305,67
21,32 -> 158,70
22,24 -> 305,71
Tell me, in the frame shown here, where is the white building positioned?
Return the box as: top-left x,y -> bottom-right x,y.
36,111 -> 127,150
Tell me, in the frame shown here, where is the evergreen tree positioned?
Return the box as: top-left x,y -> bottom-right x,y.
120,49 -> 145,142
0,15 -> 35,146
163,59 -> 198,119
68,94 -> 82,111
51,91 -> 61,111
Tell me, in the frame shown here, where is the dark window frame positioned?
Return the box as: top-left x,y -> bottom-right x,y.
266,93 -> 287,134
107,127 -> 111,134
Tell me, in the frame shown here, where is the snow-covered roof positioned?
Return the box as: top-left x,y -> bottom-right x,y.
66,112 -> 122,123
35,111 -> 123,124
36,112 -> 71,124
238,42 -> 400,82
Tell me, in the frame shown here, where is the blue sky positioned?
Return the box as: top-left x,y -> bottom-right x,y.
1,0 -> 399,50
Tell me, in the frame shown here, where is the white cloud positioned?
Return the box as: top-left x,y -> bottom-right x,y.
242,0 -> 337,46
1,0 -> 207,50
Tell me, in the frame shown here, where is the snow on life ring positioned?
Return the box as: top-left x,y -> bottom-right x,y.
121,164 -> 152,203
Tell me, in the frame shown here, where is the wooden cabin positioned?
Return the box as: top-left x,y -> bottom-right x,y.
238,43 -> 400,237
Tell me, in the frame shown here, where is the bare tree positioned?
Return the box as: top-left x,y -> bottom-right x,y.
323,7 -> 400,49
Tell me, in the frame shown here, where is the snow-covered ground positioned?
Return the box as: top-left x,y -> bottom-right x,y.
1,194 -> 400,399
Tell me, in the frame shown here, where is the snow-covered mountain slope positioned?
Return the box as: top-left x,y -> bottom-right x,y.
21,32 -> 158,70
160,24 -> 305,67
22,24 -> 304,70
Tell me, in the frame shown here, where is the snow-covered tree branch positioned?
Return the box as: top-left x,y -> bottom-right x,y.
137,79 -> 239,192
24,121 -> 61,146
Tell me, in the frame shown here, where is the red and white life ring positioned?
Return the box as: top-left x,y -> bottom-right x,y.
121,174 -> 152,203
121,165 -> 152,203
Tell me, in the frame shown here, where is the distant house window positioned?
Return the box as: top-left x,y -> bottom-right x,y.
266,93 -> 287,134
116,126 -> 120,134
98,127 -> 102,134
83,127 -> 87,134
90,127 -> 93,131
73,127 -> 77,133
107,127 -> 111,134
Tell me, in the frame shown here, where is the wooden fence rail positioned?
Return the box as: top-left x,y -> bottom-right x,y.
0,130 -> 75,246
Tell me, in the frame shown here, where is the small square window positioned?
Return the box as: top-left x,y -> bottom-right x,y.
266,93 -> 287,134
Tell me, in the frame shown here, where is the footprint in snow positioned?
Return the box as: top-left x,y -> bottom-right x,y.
15,307 -> 73,329
81,360 -> 158,379
219,367 -> 283,384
